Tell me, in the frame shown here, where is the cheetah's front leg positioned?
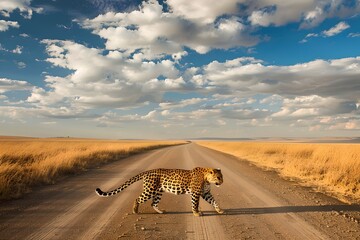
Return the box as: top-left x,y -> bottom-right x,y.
202,191 -> 224,214
191,192 -> 202,216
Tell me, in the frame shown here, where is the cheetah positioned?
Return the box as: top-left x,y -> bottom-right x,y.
95,167 -> 224,216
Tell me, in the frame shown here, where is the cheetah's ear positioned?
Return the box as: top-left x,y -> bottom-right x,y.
217,168 -> 221,172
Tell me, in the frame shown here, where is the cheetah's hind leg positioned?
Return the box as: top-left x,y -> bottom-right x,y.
152,191 -> 165,214
133,190 -> 153,214
133,200 -> 139,214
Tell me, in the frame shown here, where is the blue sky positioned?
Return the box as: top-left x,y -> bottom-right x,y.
1,0 -> 360,139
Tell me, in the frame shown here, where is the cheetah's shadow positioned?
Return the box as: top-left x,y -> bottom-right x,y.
137,204 -> 360,217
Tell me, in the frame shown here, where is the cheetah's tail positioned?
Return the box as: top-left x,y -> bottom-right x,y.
95,188 -> 105,196
95,171 -> 147,197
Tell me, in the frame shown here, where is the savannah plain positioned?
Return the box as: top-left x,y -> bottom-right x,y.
0,136 -> 359,239
197,141 -> 360,204
0,137 -> 184,200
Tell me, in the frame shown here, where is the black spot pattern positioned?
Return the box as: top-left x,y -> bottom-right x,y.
95,167 -> 224,216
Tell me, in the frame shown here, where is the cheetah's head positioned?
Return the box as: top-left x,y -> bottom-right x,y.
205,168 -> 223,187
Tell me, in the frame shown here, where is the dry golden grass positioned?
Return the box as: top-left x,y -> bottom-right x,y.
197,141 -> 360,203
0,137 -> 184,200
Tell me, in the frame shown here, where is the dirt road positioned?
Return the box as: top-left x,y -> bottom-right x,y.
0,143 -> 359,239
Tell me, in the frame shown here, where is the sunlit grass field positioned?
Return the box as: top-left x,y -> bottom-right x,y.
0,137 -> 184,200
197,141 -> 360,203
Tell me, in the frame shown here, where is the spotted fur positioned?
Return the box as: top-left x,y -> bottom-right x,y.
95,167 -> 224,216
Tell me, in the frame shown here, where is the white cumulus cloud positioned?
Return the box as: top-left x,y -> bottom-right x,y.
246,0 -> 360,28
322,21 -> 350,37
200,57 -> 360,102
0,0 -> 42,19
159,98 -> 207,110
28,40 -> 183,109
0,78 -> 32,93
80,0 -> 258,58
166,0 -> 239,24
0,20 -> 19,31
